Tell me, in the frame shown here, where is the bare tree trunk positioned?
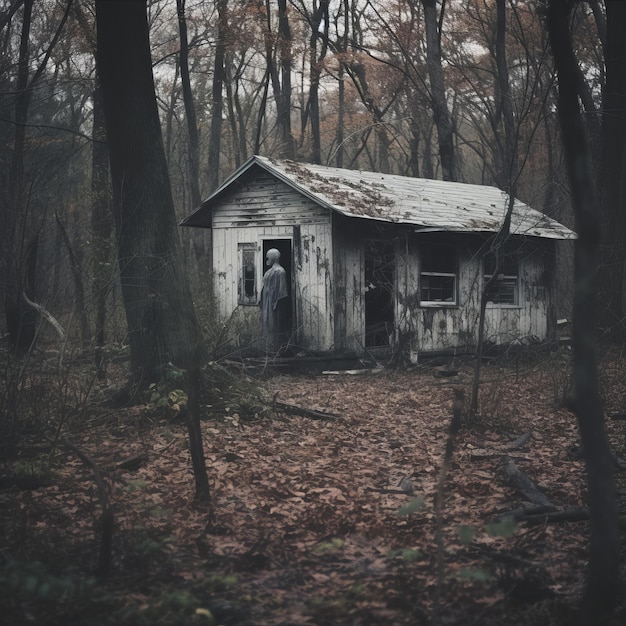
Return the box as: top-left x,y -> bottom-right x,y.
95,0 -> 200,384
335,64 -> 346,167
277,0 -> 295,158
96,0 -> 210,503
91,80 -> 112,378
272,0 -> 295,158
3,0 -> 35,351
3,0 -> 72,350
55,214 -> 89,346
224,61 -> 242,168
164,58 -> 180,161
494,0 -> 517,188
548,3 -> 619,622
421,0 -> 457,181
207,0 -> 227,191
599,0 -> 626,336
334,0 -> 349,168
301,0 -> 329,164
470,0 -> 517,415
255,66 -> 271,155
177,0 -> 201,208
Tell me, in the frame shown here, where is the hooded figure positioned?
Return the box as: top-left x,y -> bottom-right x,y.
259,248 -> 288,351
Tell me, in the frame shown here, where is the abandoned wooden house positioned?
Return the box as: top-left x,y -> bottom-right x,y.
181,155 -> 575,360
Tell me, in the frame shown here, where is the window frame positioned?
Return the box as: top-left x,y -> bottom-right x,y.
238,242 -> 258,305
482,252 -> 520,307
419,244 -> 458,307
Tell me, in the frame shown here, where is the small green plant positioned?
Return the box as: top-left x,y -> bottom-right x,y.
456,525 -> 477,544
456,567 -> 495,583
202,361 -> 271,421
313,537 -> 345,553
145,382 -> 188,414
0,559 -> 91,599
387,547 -> 423,562
196,573 -> 239,593
397,496 -> 425,517
484,516 -> 518,538
455,516 -> 518,544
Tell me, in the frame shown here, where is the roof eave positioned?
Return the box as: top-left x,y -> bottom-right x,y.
179,156 -> 260,227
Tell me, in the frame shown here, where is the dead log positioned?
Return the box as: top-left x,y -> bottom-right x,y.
470,448 -> 527,462
500,454 -> 554,508
510,508 -> 589,525
497,504 -> 557,520
507,433 -> 531,450
115,454 -> 147,471
273,400 -> 340,421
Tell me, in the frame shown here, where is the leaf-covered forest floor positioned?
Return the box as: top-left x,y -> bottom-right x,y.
1,347 -> 626,625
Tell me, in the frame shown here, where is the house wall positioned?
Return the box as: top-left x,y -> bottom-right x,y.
332,215 -> 364,352
395,235 -> 552,357
332,226 -> 552,358
211,169 -> 334,351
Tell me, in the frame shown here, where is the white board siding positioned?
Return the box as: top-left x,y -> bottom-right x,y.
333,224 -> 365,352
209,170 -> 334,351
212,220 -> 333,351
295,226 -> 333,350
212,171 -> 331,229
408,245 -> 549,353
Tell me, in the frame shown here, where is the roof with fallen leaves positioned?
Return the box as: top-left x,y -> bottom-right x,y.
181,155 -> 576,240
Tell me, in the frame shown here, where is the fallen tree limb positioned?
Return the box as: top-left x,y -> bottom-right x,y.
23,292 -> 66,341
470,448 -> 527,462
497,504 -> 557,520
500,454 -> 554,508
115,454 -> 147,471
510,508 -> 589,525
273,400 -> 340,421
507,433 -> 531,450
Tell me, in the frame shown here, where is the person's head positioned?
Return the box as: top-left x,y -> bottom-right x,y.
266,248 -> 280,265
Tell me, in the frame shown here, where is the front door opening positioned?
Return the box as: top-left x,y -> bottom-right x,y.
364,240 -> 395,347
262,239 -> 294,337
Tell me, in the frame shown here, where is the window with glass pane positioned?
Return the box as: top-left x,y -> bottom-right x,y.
483,253 -> 519,305
238,243 -> 257,305
420,245 -> 457,305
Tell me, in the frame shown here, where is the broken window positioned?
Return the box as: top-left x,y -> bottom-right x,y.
420,245 -> 457,305
483,252 -> 519,305
238,243 -> 257,305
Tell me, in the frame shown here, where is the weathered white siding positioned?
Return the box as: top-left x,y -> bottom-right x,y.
211,170 -> 334,351
332,217 -> 364,351
394,239 -> 550,357
334,231 -> 551,358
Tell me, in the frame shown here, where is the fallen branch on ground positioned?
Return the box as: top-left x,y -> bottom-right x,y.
500,507 -> 589,525
507,433 -> 531,450
273,400 -> 340,421
500,454 -> 554,508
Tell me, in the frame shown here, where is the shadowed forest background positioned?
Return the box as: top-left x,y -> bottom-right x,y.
1,0 -> 626,624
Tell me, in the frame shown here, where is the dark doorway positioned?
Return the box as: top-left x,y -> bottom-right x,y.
364,240 -> 395,347
263,239 -> 294,336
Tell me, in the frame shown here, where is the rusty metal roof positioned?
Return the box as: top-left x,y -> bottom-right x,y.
182,155 -> 575,239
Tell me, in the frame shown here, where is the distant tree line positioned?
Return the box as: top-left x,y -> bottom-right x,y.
2,0 -> 622,355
